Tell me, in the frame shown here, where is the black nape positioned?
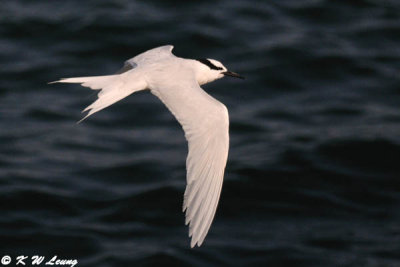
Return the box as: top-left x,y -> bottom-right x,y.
196,58 -> 223,71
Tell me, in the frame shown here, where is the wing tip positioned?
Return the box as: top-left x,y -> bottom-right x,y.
164,44 -> 174,51
158,45 -> 174,54
190,237 -> 203,248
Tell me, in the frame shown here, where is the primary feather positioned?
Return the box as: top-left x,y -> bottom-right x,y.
50,45 -> 233,247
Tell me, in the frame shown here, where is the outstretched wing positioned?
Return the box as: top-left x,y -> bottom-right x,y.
150,77 -> 229,247
123,45 -> 174,69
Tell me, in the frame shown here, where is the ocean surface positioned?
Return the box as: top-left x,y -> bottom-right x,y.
1,0 -> 400,266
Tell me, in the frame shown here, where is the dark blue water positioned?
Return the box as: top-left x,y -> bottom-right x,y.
1,0 -> 400,266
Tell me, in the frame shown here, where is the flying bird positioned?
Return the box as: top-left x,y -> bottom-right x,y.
50,45 -> 244,247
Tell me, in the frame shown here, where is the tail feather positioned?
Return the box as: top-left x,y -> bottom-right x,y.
50,74 -> 147,122
49,75 -> 118,90
78,86 -> 135,123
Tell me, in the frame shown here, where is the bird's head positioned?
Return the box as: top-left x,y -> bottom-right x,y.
194,58 -> 244,85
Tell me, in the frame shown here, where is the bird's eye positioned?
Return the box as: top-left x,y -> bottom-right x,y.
196,58 -> 223,71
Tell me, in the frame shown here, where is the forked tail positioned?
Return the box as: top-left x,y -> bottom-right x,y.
50,74 -> 147,122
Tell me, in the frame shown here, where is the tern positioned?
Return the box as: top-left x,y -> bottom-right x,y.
50,45 -> 244,247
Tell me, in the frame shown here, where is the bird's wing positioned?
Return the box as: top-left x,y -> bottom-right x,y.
115,61 -> 137,74
124,45 -> 174,68
150,77 -> 229,247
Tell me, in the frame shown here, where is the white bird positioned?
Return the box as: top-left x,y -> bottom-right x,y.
50,45 -> 244,247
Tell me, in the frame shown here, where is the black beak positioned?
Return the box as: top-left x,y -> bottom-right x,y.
222,71 -> 245,79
